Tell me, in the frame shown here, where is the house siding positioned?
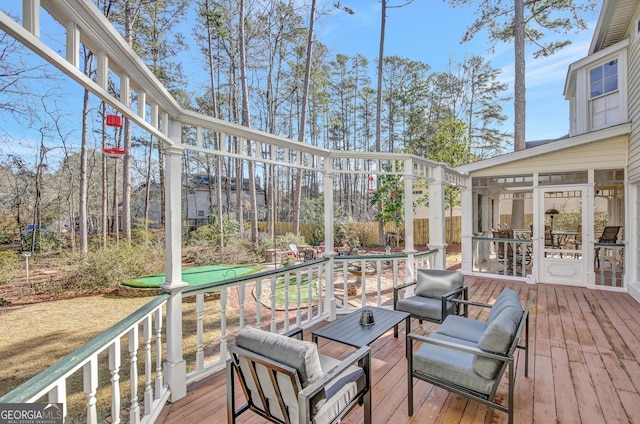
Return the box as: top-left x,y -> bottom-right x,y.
469,136 -> 628,177
628,4 -> 640,182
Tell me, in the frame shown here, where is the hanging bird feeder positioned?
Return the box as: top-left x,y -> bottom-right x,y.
102,147 -> 127,159
105,114 -> 123,128
367,175 -> 375,193
102,114 -> 127,159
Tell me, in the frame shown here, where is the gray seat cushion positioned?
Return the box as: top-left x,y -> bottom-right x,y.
412,333 -> 496,395
415,269 -> 464,298
396,295 -> 455,321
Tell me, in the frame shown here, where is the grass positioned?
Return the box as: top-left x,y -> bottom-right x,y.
271,275 -> 318,305
0,293 -> 238,423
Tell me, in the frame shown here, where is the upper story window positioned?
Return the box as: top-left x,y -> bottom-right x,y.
590,60 -> 618,98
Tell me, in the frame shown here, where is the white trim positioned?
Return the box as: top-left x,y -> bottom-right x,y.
456,123 -> 631,173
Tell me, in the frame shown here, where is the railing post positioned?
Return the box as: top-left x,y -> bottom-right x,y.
323,161 -> 336,321
403,160 -> 416,290
429,165 -> 447,269
162,142 -> 188,402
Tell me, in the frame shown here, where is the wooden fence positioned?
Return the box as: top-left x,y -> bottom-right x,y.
257,216 -> 462,246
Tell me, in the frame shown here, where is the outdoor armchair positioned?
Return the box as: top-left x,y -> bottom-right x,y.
227,326 -> 371,424
393,269 -> 467,337
407,288 -> 531,424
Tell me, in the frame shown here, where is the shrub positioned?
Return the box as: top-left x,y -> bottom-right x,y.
189,214 -> 241,247
0,250 -> 19,285
280,255 -> 296,267
274,232 -> 306,251
183,237 -> 258,266
64,244 -> 165,292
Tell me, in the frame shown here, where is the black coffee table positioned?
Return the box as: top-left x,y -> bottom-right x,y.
312,306 -> 410,349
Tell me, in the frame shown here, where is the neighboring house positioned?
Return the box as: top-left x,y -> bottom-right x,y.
130,182 -> 163,227
131,176 -> 268,226
183,174 -> 267,223
457,0 -> 639,300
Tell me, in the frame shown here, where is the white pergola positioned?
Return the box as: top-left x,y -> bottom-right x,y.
1,0 -> 466,406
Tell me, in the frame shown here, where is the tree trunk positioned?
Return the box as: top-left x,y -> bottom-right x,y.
239,0 -> 258,245
101,102 -> 108,248
513,0 -> 526,151
292,0 -> 317,236
204,0 -> 224,248
79,86 -> 90,255
121,0 -> 133,241
376,0 -> 387,245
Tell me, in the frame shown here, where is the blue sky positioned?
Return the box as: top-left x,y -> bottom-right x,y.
312,0 -> 599,142
1,0 -> 600,163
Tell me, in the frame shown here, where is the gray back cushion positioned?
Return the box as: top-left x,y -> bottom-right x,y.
236,327 -> 324,387
487,288 -> 522,323
473,304 -> 523,379
415,269 -> 464,298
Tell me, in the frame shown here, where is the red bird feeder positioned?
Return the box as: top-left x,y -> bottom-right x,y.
367,175 -> 375,193
102,147 -> 127,159
105,114 -> 123,128
103,114 -> 127,158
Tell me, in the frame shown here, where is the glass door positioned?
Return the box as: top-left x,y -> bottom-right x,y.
539,186 -> 586,286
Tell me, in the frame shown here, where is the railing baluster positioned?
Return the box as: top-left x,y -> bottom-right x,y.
376,260 -> 382,307
154,308 -> 163,397
284,272 -> 290,332
143,315 -> 153,415
307,268 -> 313,322
128,326 -> 140,424
360,258 -> 366,307
48,382 -> 66,420
295,269 -> 301,327
108,341 -> 121,424
220,287 -> 228,360
196,294 -> 204,371
270,275 -> 277,332
255,278 -> 262,326
238,282 -> 246,328
83,357 -> 98,424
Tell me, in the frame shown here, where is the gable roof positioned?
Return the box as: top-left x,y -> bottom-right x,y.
455,123 -> 630,174
590,0 -> 637,53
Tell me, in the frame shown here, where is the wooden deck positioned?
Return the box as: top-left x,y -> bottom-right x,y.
157,277 -> 640,423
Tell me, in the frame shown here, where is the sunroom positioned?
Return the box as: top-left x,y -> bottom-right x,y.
458,125 -> 629,289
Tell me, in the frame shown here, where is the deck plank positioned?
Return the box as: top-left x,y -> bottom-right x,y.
155,278 -> 640,424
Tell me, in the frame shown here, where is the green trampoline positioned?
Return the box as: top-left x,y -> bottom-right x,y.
122,264 -> 263,289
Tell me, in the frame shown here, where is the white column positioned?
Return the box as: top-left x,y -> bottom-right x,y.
531,172 -> 540,284
23,0 -> 40,37
586,169 -> 596,286
323,160 -> 336,321
66,22 -> 80,68
429,165 -> 447,269
403,159 -> 416,285
161,124 -> 187,402
461,175 -> 473,273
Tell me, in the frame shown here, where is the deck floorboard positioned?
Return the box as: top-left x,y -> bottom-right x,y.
157,277 -> 640,423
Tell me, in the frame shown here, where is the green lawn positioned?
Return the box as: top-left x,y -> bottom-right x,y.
122,264 -> 263,288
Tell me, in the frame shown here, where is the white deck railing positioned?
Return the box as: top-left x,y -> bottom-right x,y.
0,249 -> 438,423
0,295 -> 170,424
